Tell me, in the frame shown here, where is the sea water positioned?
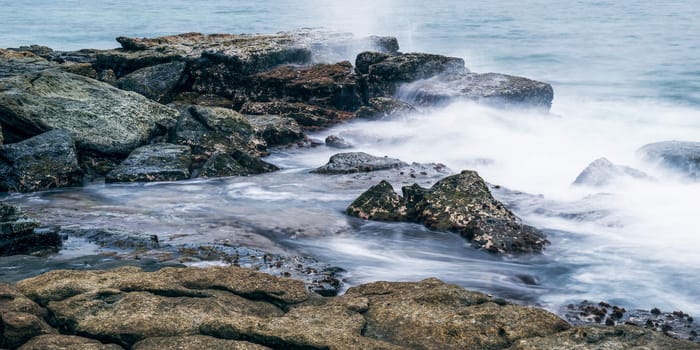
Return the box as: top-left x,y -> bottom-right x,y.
1,0 -> 699,315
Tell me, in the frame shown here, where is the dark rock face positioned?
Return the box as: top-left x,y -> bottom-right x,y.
116,61 -> 187,103
0,49 -> 54,79
245,114 -> 304,147
235,61 -> 362,111
0,130 -> 83,192
347,170 -> 548,254
105,144 -> 192,183
196,151 -> 278,178
0,69 -> 178,155
355,97 -> 417,119
573,157 -> 651,186
240,101 -> 354,129
398,72 -> 554,109
0,203 -> 62,256
312,152 -> 407,174
639,141 -> 700,179
325,135 -> 353,149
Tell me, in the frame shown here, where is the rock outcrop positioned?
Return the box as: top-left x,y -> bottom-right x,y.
639,140 -> 699,179
0,203 -> 61,256
573,157 -> 651,186
4,265 -> 698,349
0,130 -> 83,192
312,152 -> 407,174
347,170 -> 548,254
0,69 -> 178,154
116,61 -> 188,103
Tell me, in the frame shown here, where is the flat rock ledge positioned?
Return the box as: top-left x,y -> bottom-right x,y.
2,266 -> 697,350
346,170 -> 549,254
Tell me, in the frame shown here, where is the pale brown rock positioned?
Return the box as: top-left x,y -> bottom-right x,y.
17,334 -> 124,350
132,335 -> 271,350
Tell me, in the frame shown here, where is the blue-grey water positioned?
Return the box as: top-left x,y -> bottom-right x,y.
1,1 -> 699,316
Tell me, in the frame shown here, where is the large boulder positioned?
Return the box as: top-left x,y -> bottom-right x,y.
312,152 -> 407,174
359,52 -> 467,96
172,105 -> 264,164
116,61 -> 188,103
0,130 -> 83,192
0,69 -> 178,154
0,203 -> 62,256
345,278 -> 570,350
0,49 -> 54,79
573,157 -> 651,186
105,144 -> 192,183
398,72 -> 554,109
346,170 -> 549,254
239,101 -> 354,130
638,141 -> 700,179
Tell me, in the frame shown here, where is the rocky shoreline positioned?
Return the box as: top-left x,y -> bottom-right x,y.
2,29 -> 700,349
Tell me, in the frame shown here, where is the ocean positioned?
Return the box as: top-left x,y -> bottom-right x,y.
1,0 -> 699,315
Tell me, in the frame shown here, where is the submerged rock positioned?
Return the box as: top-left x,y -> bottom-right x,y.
0,130 -> 83,192
573,157 -> 651,186
312,152 -> 407,174
638,140 -> 700,179
0,69 -> 178,154
116,61 -> 188,103
0,203 -> 62,256
105,144 -> 192,183
347,170 -> 548,254
398,72 -> 554,109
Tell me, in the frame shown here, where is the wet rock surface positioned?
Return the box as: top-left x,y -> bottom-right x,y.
347,170 -> 549,254
105,143 -> 192,183
115,61 -> 187,103
0,130 -> 83,192
0,69 -> 178,155
312,152 -> 407,174
573,157 -> 652,186
639,140 -> 700,179
0,203 -> 61,256
399,72 -> 554,109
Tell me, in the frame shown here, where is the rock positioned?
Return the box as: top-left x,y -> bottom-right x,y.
1,122 -> 3,144
0,203 -> 62,256
573,157 -> 651,186
345,278 -> 570,350
346,180 -> 407,221
0,49 -> 54,79
346,170 -> 548,254
362,52 -> 467,96
398,72 -> 554,109
312,152 -> 407,174
172,105 -> 264,164
235,61 -> 362,112
354,97 -> 417,119
17,334 -> 125,350
196,151 -> 278,178
62,228 -> 160,250
201,304 -> 406,350
245,114 -> 304,147
506,325 -> 700,350
0,69 -> 178,154
15,266 -> 309,307
48,289 -> 282,347
0,282 -> 48,318
105,144 -> 192,183
1,311 -> 57,348
0,130 -> 83,192
325,135 -> 353,149
355,51 -> 394,75
116,61 -> 188,103
240,101 -> 354,129
639,141 -> 700,179
132,335 -> 271,350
